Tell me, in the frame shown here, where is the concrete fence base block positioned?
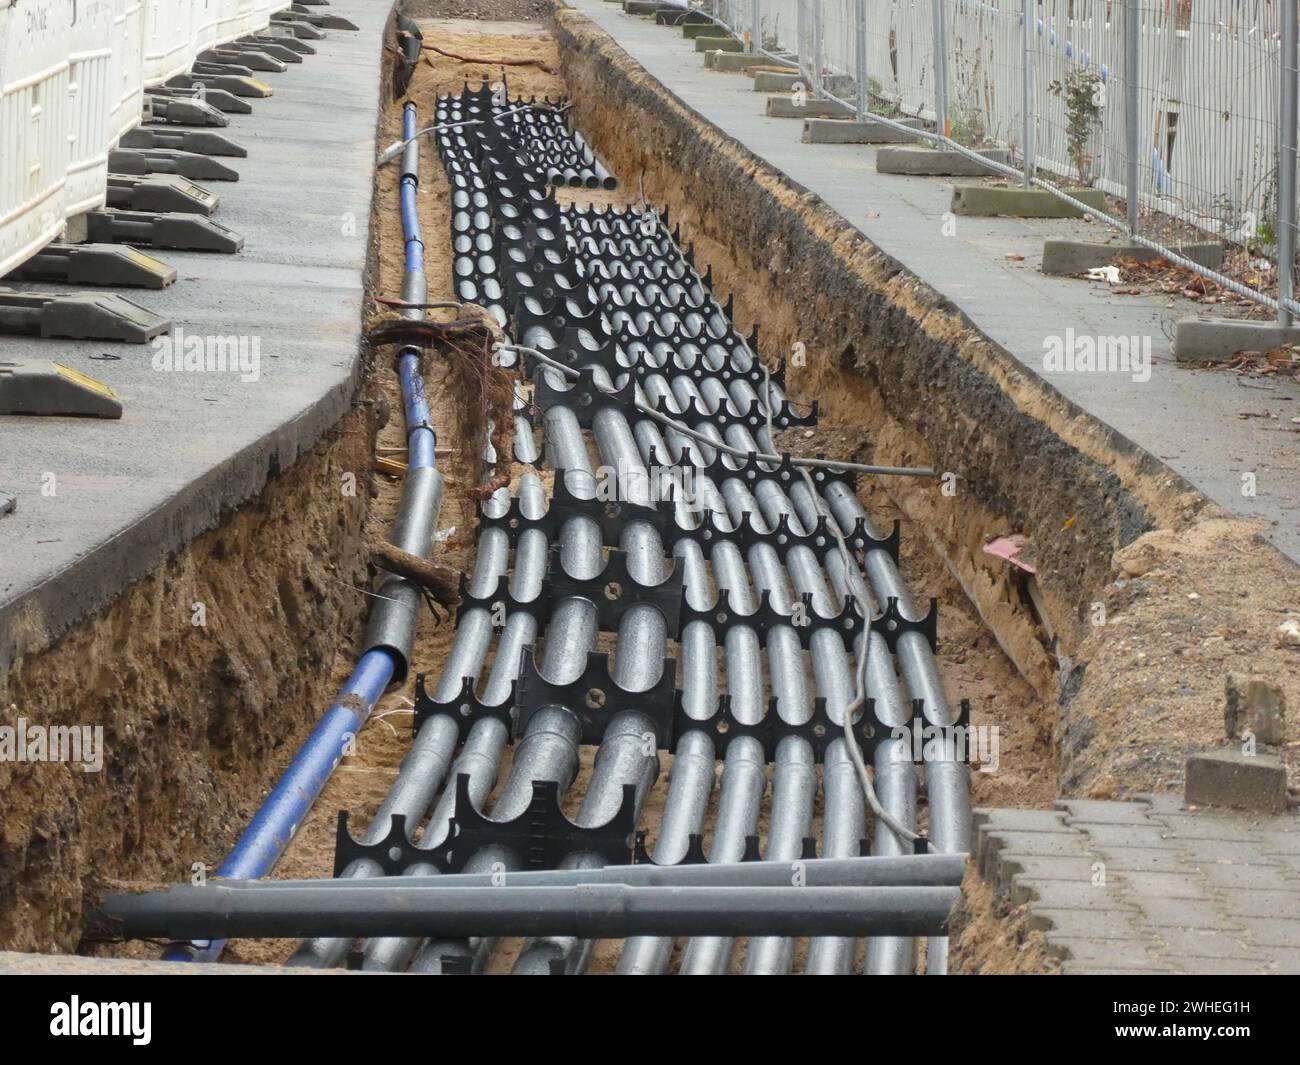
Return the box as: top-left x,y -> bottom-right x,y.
1184,750 -> 1288,814
753,72 -> 802,92
707,52 -> 770,71
802,117 -> 922,144
622,1 -> 659,13
681,21 -> 717,37
694,36 -> 743,53
655,7 -> 708,23
876,145 -> 1010,176
950,185 -> 1107,218
765,96 -> 855,120
1042,239 -> 1226,276
1173,316 -> 1300,363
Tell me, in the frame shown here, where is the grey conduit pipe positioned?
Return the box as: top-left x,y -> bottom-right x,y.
100,885 -> 959,941
286,482 -> 518,970
510,361 -> 669,975
567,211 -> 956,972
356,475 -> 549,972
644,362 -> 913,974
822,479 -> 972,975
407,398 -> 602,972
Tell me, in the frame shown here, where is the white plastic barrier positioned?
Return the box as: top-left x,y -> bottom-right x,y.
110,0 -> 146,140
0,0 -> 73,277
142,0 -> 196,84
66,0 -> 119,215
216,0 -> 257,46
192,0 -> 221,53
1,0 -> 292,277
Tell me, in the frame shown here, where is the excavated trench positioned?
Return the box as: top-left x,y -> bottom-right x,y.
6,4 -> 1297,974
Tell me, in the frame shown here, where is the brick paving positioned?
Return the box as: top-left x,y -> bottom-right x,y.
975,798 -> 1300,974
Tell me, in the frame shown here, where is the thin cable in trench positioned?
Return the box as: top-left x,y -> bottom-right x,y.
495,342 -> 935,480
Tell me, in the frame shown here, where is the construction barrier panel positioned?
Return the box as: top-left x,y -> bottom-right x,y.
0,0 -> 73,277
0,0 -> 294,278
110,0 -> 147,141
66,0 -> 119,216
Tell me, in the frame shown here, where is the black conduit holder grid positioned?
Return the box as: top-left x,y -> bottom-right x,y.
452,548 -> 684,638
475,466 -> 675,549
544,547 -> 685,638
665,504 -> 899,569
412,673 -> 516,743
515,648 -> 678,749
672,692 -> 874,764
332,772 -> 637,877
678,586 -> 867,653
650,389 -> 817,435
645,443 -> 859,499
669,694 -> 972,767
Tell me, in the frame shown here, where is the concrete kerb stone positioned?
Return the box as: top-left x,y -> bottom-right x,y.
694,36 -> 743,53
950,184 -> 1108,218
876,145 -> 1011,177
753,71 -> 801,92
1041,238 -> 1225,276
1173,317 -> 1300,364
707,52 -> 772,71
765,96 -> 855,119
1183,749 -> 1289,812
802,117 -> 923,144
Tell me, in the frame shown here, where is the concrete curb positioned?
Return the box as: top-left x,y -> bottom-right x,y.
876,145 -> 1010,176
706,51 -> 770,71
753,71 -> 801,92
950,185 -> 1107,218
694,35 -> 742,52
765,95 -> 854,119
1042,239 -> 1226,275
1173,316 -> 1300,363
802,117 -> 922,144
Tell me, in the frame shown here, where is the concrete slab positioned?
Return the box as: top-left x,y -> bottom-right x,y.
0,0 -> 393,671
1173,316 -> 1300,363
694,36 -> 742,53
753,72 -> 801,92
876,145 -> 1010,176
707,52 -> 771,71
574,1 -> 1300,561
951,184 -> 1108,217
1185,750 -> 1288,812
1042,238 -> 1225,276
802,117 -> 922,145
766,96 -> 855,119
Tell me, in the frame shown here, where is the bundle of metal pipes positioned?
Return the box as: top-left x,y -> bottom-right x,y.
123,86 -> 969,975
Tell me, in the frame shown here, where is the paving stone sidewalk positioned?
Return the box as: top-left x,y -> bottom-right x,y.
976,797 -> 1300,973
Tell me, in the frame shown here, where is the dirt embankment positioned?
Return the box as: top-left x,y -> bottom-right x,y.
948,864 -> 1058,975
549,4 -> 1300,798
0,406 -> 377,953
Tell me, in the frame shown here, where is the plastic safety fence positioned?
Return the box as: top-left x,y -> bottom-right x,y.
298,83 -> 971,976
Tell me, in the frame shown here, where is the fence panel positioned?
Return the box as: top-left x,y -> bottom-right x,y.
66,0 -> 119,216
110,0 -> 146,141
865,0 -> 941,122
0,0 -> 73,277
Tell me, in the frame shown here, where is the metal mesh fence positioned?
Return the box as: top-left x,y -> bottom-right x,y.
943,0 -> 1032,166
735,0 -> 1300,319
